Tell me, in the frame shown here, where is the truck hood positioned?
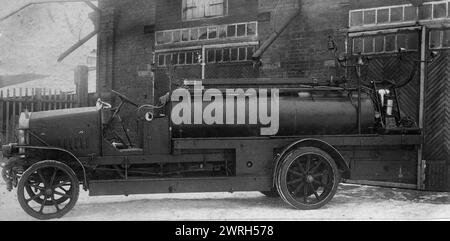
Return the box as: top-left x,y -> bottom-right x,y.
26,107 -> 100,156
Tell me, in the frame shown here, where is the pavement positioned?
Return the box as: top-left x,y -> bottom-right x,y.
1,179 -> 450,221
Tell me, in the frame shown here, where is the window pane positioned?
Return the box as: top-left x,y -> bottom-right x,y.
193,51 -> 201,63
404,6 -> 417,21
237,24 -> 246,36
218,25 -> 227,38
397,34 -> 406,50
173,30 -> 181,43
375,35 -> 384,52
407,32 -> 419,50
443,29 -> 450,48
363,36 -> 374,53
353,38 -> 363,53
430,30 -> 441,49
199,27 -> 208,40
215,49 -> 223,62
227,25 -> 236,37
247,22 -> 257,35
223,48 -> 230,61
377,8 -> 389,23
419,4 -> 432,20
247,47 -> 254,60
238,47 -> 246,60
190,28 -> 199,41
156,32 -> 164,44
164,31 -> 173,43
208,27 -> 217,39
172,53 -> 178,65
158,55 -> 165,66
165,54 -> 172,65
390,7 -> 403,22
179,52 -> 186,65
182,29 -> 189,41
433,3 -> 447,19
186,52 -> 193,64
363,10 -> 376,25
207,49 -> 215,63
385,35 -> 396,52
350,11 -> 363,26
230,48 -> 238,61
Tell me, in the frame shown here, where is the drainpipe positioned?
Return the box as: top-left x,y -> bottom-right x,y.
252,6 -> 302,59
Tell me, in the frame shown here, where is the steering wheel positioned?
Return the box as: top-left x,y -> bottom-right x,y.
111,90 -> 138,107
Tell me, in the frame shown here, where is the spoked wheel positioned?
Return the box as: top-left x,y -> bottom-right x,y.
276,147 -> 339,210
17,160 -> 79,220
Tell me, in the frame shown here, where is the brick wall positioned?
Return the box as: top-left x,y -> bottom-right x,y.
98,0 -> 156,104
97,0 -> 435,97
258,0 -> 349,80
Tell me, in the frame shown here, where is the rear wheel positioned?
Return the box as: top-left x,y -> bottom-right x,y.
17,160 -> 79,220
276,147 -> 339,210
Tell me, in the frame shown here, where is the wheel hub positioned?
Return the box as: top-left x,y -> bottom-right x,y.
45,188 -> 53,196
306,175 -> 314,183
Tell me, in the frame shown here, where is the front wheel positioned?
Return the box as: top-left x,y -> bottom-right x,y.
17,160 -> 79,220
276,147 -> 340,210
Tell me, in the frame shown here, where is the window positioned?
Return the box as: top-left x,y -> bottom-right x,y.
237,24 -> 246,37
182,29 -> 190,41
375,35 -> 384,52
157,50 -> 202,67
208,26 -> 217,39
430,28 -> 450,49
227,25 -> 236,37
173,30 -> 181,43
390,7 -> 403,22
363,10 -> 376,25
404,6 -> 417,21
199,27 -> 208,40
182,0 -> 227,20
385,35 -> 396,52
353,38 -> 363,53
218,25 -> 227,38
350,11 -> 363,26
191,28 -> 199,41
430,30 -> 441,48
204,46 -> 256,63
363,36 -> 374,53
377,8 -> 389,23
443,29 -> 450,47
349,2 -> 450,28
419,4 -> 432,20
352,31 -> 419,54
434,2 -> 447,19
247,22 -> 257,36
155,22 -> 257,45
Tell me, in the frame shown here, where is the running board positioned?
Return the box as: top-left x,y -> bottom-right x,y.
344,179 -> 417,190
89,176 -> 272,196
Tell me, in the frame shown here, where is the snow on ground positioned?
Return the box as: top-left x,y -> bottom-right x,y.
1,179 -> 450,221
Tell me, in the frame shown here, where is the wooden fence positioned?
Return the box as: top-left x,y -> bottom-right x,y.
0,88 -> 79,143
0,65 -> 98,144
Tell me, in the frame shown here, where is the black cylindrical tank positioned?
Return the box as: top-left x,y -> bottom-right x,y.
170,88 -> 374,138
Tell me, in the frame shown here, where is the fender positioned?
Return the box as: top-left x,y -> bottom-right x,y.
272,138 -> 350,187
15,145 -> 88,190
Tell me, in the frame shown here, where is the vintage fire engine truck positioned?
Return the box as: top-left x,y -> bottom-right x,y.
1,70 -> 422,219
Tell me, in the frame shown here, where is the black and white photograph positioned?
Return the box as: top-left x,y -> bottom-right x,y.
0,0 -> 449,228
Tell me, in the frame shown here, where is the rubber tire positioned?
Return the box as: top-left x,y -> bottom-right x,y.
276,147 -> 340,210
17,160 -> 79,220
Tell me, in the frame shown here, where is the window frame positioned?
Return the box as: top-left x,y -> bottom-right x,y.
349,1 -> 450,29
155,22 -> 258,46
182,0 -> 229,21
